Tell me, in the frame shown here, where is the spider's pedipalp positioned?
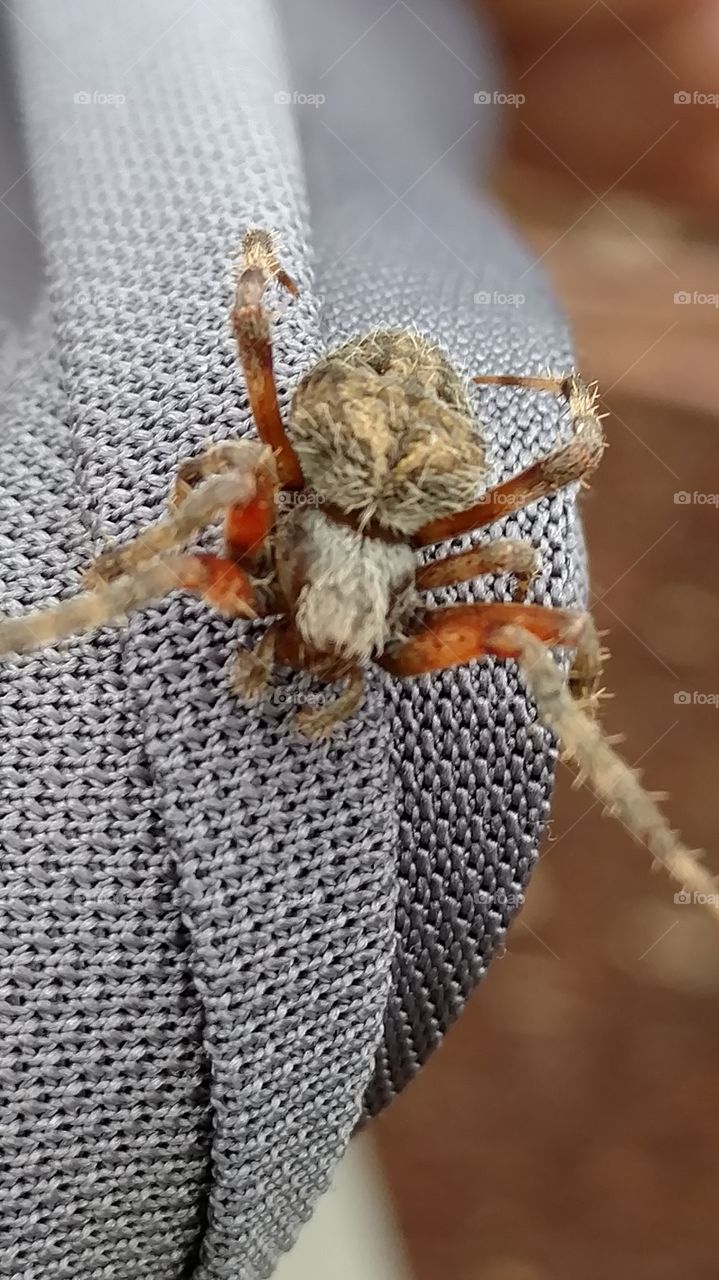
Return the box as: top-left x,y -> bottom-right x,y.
231,621 -> 280,702
268,619 -> 365,739
294,665 -> 365,741
500,624 -> 719,921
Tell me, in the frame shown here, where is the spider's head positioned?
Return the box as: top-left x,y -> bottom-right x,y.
288,329 -> 487,537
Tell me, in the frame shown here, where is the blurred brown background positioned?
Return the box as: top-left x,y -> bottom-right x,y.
375,2 -> 719,1277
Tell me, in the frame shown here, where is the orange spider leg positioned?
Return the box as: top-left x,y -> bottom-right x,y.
0,553 -> 262,658
180,553 -> 257,617
414,374 -> 605,547
232,228 -> 304,490
415,539 -> 539,600
378,602 -> 586,678
85,462 -> 270,589
471,373 -> 568,393
224,459 -> 278,564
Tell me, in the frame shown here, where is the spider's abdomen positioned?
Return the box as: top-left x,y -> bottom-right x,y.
288,329 -> 487,538
290,508 -> 417,663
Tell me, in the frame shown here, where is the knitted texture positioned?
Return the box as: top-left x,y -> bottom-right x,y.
281,0 -> 583,1112
0,1 -> 584,1278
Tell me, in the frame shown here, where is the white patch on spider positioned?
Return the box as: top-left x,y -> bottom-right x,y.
294,509 -> 417,661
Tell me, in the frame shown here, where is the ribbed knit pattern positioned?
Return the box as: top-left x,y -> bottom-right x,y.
0,1 -> 584,1276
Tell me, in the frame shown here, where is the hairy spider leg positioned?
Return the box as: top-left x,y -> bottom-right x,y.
471,373 -> 569,393
86,460 -> 267,588
232,228 -> 305,490
169,439 -> 279,566
223,458 -> 278,565
231,618 -> 283,701
168,440 -> 267,510
499,624 -> 719,921
415,538 -> 540,601
0,552 -> 259,659
378,601 -> 596,689
414,374 -> 605,547
271,620 -> 365,739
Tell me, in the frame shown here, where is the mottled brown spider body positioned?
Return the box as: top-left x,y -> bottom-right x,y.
0,228 -> 716,914
290,329 -> 486,533
279,330 -> 485,666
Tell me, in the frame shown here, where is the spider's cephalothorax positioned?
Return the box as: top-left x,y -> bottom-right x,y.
2,228 -> 716,913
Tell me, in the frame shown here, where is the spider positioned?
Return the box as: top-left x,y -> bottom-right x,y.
0,229 -> 715,917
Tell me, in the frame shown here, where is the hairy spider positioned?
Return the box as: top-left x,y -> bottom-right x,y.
0,229 -> 715,917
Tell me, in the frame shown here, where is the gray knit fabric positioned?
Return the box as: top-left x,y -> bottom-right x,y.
0,2 -> 584,1277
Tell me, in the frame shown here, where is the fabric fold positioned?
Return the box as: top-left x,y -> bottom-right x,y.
1,1 -> 585,1276
4,3 -> 397,1277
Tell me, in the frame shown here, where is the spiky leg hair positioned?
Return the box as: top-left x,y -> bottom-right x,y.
500,625 -> 719,922
0,557 -> 197,655
294,666 -> 365,741
86,460 -> 265,587
0,470 -> 266,658
0,548 -> 259,658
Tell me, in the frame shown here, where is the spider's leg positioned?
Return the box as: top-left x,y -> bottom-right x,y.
472,373 -> 568,392
180,553 -> 259,617
223,457 -> 278,566
566,609 -> 605,706
171,436 -> 279,567
414,374 -> 605,547
170,440 -> 280,570
230,619 -> 281,701
378,601 -> 592,678
0,552 -> 259,659
86,459 -> 268,588
293,666 -> 364,741
168,439 -> 268,510
232,228 -> 304,490
270,621 -> 365,738
499,624 -> 719,923
416,538 -> 540,602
